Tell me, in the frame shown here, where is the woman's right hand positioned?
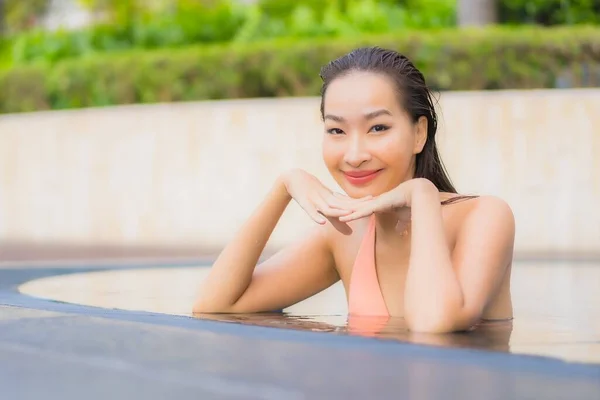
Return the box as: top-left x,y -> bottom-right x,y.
281,169 -> 371,225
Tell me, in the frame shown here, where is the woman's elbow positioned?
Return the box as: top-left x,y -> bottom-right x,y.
191,301 -> 211,314
405,313 -> 454,333
406,317 -> 459,333
405,306 -> 476,333
192,298 -> 234,314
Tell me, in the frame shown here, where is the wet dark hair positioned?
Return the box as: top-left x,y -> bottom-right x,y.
319,46 -> 459,195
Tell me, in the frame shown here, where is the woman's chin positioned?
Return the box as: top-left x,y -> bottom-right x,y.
337,178 -> 395,199
343,187 -> 379,199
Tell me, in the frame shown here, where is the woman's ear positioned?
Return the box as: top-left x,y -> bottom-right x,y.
413,116 -> 428,154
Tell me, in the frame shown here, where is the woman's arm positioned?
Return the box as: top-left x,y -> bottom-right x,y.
192,176 -> 340,314
403,179 -> 515,333
338,178 -> 515,333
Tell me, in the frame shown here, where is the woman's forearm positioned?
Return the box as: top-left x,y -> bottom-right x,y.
193,177 -> 292,313
404,180 -> 464,331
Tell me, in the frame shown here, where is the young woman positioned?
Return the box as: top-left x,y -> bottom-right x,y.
193,47 -> 515,333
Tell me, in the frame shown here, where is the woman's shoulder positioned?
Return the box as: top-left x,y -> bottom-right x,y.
444,194 -> 515,238
460,194 -> 513,217
443,193 -> 512,212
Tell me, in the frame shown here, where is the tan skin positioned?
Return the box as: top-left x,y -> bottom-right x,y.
193,71 -> 515,333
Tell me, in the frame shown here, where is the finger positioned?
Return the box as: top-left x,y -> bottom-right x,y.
338,205 -> 376,222
324,194 -> 357,210
314,197 -> 353,217
338,196 -> 393,221
322,207 -> 354,217
298,201 -> 327,224
309,209 -> 327,224
338,210 -> 372,222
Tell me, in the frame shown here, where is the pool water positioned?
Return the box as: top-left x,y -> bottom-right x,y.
18,260 -> 600,364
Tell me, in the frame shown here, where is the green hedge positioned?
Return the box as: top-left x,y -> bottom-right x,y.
499,0 -> 600,25
6,0 -> 456,66
1,26 -> 598,114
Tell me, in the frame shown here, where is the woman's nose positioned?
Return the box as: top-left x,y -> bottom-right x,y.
343,136 -> 371,168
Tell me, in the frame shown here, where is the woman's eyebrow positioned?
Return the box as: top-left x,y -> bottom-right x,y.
324,109 -> 392,122
324,114 -> 344,122
364,109 -> 392,119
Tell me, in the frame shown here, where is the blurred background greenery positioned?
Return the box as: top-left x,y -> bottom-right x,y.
0,0 -> 598,113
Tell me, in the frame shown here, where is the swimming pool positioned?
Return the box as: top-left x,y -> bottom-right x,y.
17,260 -> 600,364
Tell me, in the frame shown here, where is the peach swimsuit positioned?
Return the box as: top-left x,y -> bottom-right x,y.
348,215 -> 390,317
348,196 -> 477,317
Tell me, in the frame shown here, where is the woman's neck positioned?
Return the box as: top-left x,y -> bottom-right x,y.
374,212 -> 409,239
372,191 -> 458,239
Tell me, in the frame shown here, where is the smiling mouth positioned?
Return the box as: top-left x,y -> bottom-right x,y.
342,169 -> 383,185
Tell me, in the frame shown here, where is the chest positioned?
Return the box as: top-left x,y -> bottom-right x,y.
335,233 -> 411,312
334,222 -> 458,317
373,237 -> 411,315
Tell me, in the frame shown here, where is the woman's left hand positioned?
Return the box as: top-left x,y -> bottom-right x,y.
338,179 -> 434,230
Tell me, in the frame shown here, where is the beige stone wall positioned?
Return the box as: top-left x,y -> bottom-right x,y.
0,89 -> 598,256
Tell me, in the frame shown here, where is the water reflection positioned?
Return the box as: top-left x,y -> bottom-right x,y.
18,262 -> 600,363
194,312 -> 514,353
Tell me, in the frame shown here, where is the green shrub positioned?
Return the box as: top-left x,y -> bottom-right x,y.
8,0 -> 458,65
9,0 -> 247,65
256,0 -> 327,19
3,0 -> 49,35
1,26 -> 598,114
0,38 -> 12,70
0,65 -> 48,112
234,0 -> 457,42
499,0 -> 600,25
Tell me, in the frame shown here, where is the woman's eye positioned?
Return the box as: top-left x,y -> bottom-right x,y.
327,128 -> 344,135
371,124 -> 390,133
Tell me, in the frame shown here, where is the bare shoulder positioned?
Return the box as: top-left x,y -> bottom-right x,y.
455,195 -> 516,245
466,195 -> 515,226
444,194 -> 513,219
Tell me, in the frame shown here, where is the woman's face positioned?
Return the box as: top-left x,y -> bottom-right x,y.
321,71 -> 427,198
